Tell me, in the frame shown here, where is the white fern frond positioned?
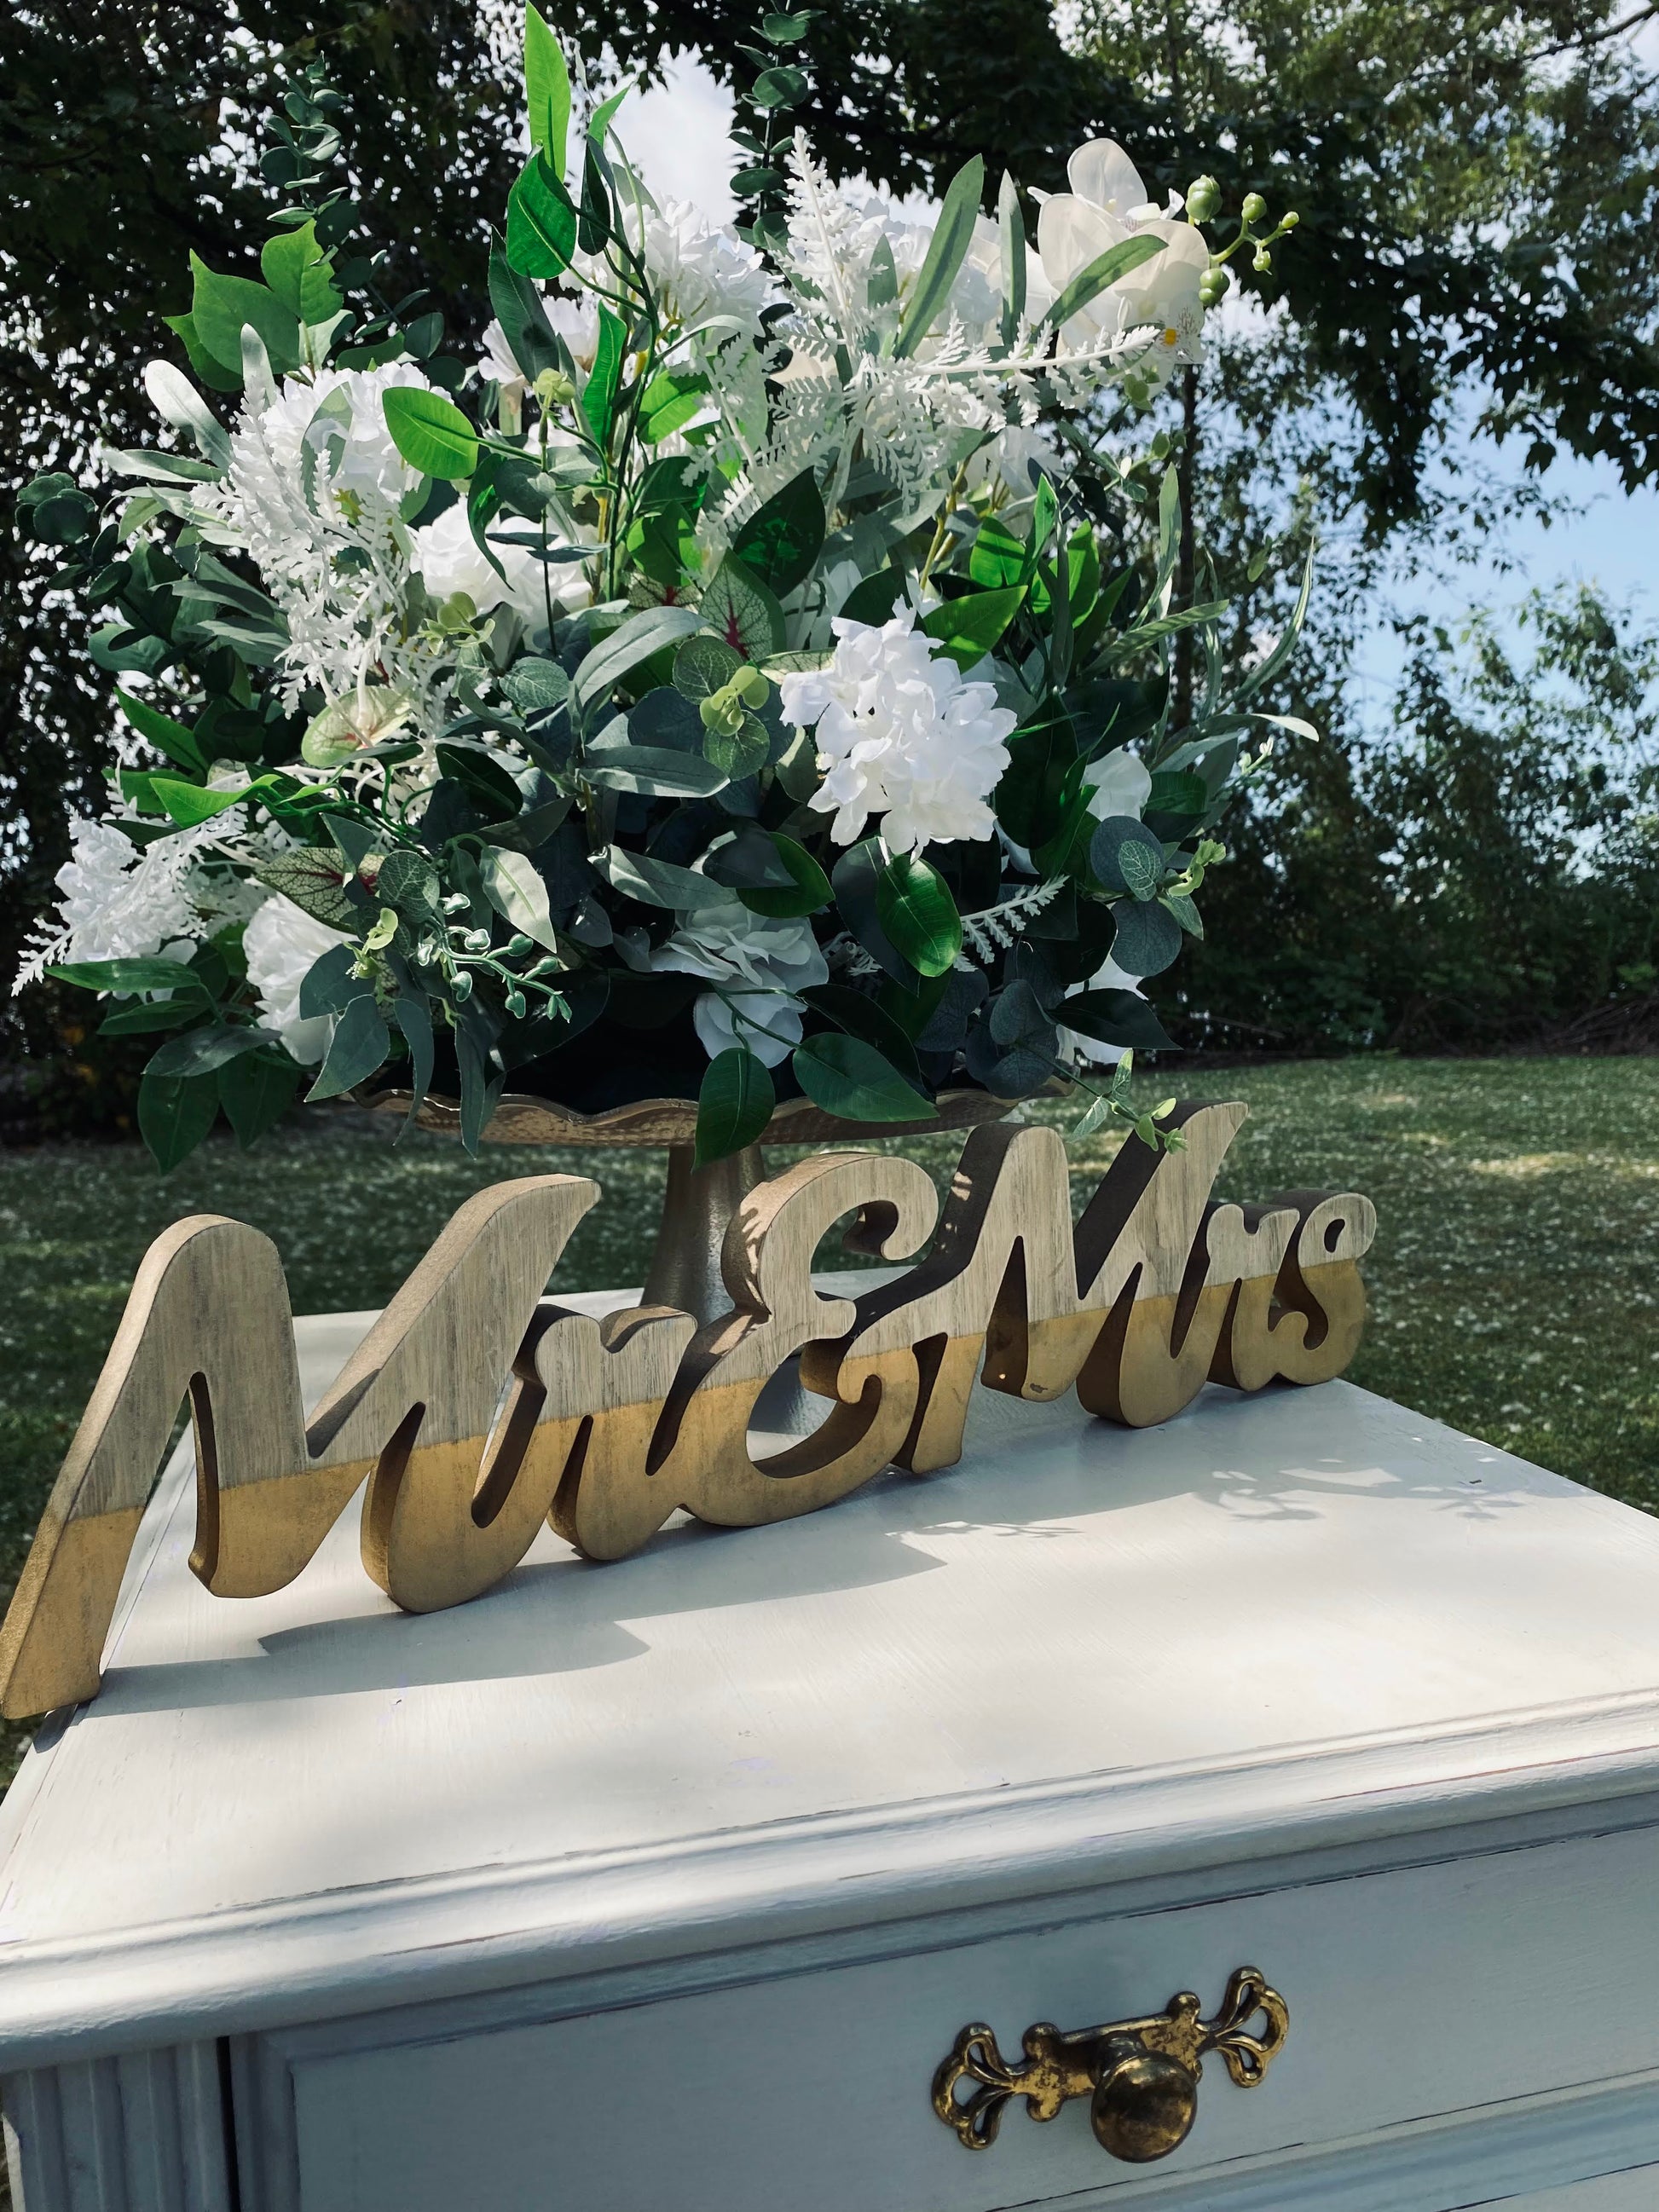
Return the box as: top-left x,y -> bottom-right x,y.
959,876 -> 1067,963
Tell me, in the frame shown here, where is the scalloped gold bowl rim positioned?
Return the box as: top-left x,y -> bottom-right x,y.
354,1084 -> 1024,1148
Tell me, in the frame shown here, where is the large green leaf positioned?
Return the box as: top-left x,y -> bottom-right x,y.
731,468 -> 826,598
138,1065 -> 220,1172
792,1033 -> 934,1123
895,154 -> 985,360
506,151 -> 577,278
488,241 -> 563,380
146,1025 -> 268,1078
593,845 -> 728,911
479,844 -> 559,949
585,742 -> 730,797
116,688 -> 206,777
217,1049 -> 303,1149
306,994 -> 392,1100
1042,233 -> 1165,334
876,852 -> 962,976
147,775 -> 254,828
997,169 -> 1026,344
1059,987 -> 1173,1051
921,584 -> 1026,670
260,221 -> 340,328
188,255 -> 299,378
573,604 -> 704,716
163,311 -> 242,395
694,1047 -> 776,1167
700,559 -> 785,659
49,956 -> 209,998
523,3 -> 572,178
382,387 -> 479,481
582,305 -> 626,446
638,369 -> 709,445
733,833 -> 831,918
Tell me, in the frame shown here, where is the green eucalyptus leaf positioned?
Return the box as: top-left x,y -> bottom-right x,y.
701,712 -> 768,781
1108,897 -> 1183,978
673,633 -> 744,700
1089,814 -> 1166,897
695,1046 -> 776,1166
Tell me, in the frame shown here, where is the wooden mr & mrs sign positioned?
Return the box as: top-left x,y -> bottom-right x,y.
0,1100 -> 1375,1718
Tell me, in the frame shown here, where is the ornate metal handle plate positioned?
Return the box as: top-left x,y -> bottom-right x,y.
932,1965 -> 1288,2163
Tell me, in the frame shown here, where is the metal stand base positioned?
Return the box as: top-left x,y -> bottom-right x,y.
641,1144 -> 826,1441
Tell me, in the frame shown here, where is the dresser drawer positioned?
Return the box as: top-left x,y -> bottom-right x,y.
281,1821 -> 1659,2212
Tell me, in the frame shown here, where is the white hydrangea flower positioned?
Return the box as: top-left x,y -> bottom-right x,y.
1037,140 -> 1208,382
779,609 -> 1018,853
651,898 -> 829,1066
242,893 -> 355,1066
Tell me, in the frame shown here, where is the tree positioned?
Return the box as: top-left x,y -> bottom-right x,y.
0,1 -> 523,1031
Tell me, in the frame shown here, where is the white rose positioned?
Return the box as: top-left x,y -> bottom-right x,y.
243,893 -> 354,1066
413,500 -> 549,621
1087,748 -> 1153,822
652,898 -> 829,1067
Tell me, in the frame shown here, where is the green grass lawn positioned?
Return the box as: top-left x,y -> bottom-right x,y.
3,1057 -> 1656,1787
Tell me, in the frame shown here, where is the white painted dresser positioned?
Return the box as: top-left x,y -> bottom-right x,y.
3,1291 -> 1659,2212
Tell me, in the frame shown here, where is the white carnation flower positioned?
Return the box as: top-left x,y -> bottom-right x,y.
243,893 -> 354,1066
779,609 -> 1018,853
651,898 -> 829,1066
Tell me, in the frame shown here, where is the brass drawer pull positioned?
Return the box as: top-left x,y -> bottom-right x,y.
932,1965 -> 1288,2163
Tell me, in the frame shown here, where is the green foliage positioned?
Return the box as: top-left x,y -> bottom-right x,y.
1169,587 -> 1659,1052
695,1045 -> 776,1164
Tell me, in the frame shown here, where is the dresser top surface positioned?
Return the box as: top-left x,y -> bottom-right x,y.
3,1291 -> 1658,2062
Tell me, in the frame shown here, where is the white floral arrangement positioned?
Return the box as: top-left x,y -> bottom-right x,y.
17,9 -> 1305,1168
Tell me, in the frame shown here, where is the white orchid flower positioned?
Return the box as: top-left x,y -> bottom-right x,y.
1038,140 -> 1209,381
